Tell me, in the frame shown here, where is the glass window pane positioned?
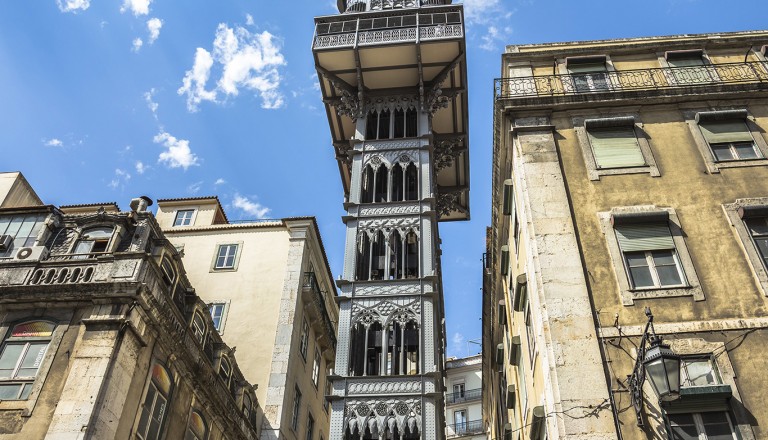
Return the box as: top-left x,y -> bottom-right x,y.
700,412 -> 734,440
651,250 -> 676,265
17,342 -> 49,377
683,359 -> 718,386
655,265 -> 682,286
20,382 -> 33,399
625,252 -> 649,267
734,141 -> 759,159
668,414 -> 698,440
710,144 -> 735,161
747,218 -> 768,236
629,266 -> 654,288
0,343 -> 24,378
0,383 -> 22,400
0,217 -> 11,235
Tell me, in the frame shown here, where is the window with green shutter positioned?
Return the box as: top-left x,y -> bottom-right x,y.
588,126 -> 646,169
614,222 -> 687,289
699,119 -> 760,162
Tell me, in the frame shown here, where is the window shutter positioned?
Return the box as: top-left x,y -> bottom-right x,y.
498,300 -> 507,326
568,63 -> 606,74
495,343 -> 504,366
667,57 -> 704,67
699,120 -> 754,144
505,385 -> 517,409
502,179 -> 514,215
615,223 -> 674,252
500,245 -> 510,276
513,274 -> 527,312
509,336 -> 521,365
588,127 -> 645,168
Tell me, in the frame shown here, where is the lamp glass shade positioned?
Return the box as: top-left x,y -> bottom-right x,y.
642,339 -> 681,402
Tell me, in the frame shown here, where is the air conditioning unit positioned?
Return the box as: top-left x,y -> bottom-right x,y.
14,246 -> 49,261
0,235 -> 12,251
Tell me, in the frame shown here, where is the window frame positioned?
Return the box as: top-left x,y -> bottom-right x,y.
572,114 -> 660,181
135,362 -> 174,440
311,347 -> 321,388
71,226 -> 116,258
185,408 -> 209,440
0,213 -> 47,258
0,320 -> 57,401
210,242 -> 243,272
306,411 -> 315,440
291,385 -> 302,431
658,49 -> 720,85
599,206 -> 704,305
562,55 -> 616,93
684,108 -> 768,173
173,209 -> 196,227
299,319 -> 310,361
723,198 -> 768,296
207,301 -> 230,334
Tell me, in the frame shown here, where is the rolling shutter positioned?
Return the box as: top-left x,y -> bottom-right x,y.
699,120 -> 754,144
615,223 -> 674,252
588,127 -> 645,168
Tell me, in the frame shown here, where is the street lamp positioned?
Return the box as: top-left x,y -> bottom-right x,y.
628,307 -> 682,426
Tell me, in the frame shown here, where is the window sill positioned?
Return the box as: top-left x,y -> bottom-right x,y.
589,165 -> 660,181
627,284 -> 705,302
710,158 -> 768,170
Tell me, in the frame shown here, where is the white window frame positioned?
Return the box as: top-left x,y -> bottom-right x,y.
173,209 -> 196,227
599,206 -> 704,305
312,348 -> 321,388
668,411 -> 737,440
299,319 -> 310,361
622,249 -> 687,290
572,114 -> 660,181
207,301 -> 230,334
210,242 -> 243,272
658,49 -> 719,85
559,54 -> 617,93
684,108 -> 768,173
291,385 -> 302,431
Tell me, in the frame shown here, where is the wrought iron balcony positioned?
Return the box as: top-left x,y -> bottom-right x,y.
494,61 -> 768,101
446,387 -> 481,404
446,420 -> 484,438
302,272 -> 338,349
314,9 -> 463,50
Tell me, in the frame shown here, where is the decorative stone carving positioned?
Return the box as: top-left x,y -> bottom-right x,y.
358,217 -> 419,233
343,398 -> 422,437
364,150 -> 419,168
436,189 -> 467,219
364,95 -> 418,114
351,299 -> 421,324
433,136 -> 464,171
362,139 -> 420,151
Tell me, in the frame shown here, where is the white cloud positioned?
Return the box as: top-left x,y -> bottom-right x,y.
132,37 -> 144,52
461,0 -> 500,24
187,181 -> 203,194
177,23 -> 286,111
214,178 -> 226,185
311,73 -> 320,91
451,332 -> 465,356
147,17 -> 163,44
135,161 -> 147,174
144,88 -> 158,116
245,13 -> 254,26
56,0 -> 90,13
121,0 -> 152,16
109,168 -> 131,189
233,194 -> 270,219
43,138 -> 63,147
153,131 -> 200,170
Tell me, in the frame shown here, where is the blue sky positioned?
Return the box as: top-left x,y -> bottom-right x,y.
2,0 -> 767,358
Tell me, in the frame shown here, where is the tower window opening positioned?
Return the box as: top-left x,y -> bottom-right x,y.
374,166 -> 388,202
366,322 -> 383,375
356,233 -> 371,281
405,231 -> 419,278
378,110 -> 391,139
370,231 -> 386,280
361,165 -> 375,204
392,165 -> 405,202
388,230 -> 404,280
405,163 -> 418,200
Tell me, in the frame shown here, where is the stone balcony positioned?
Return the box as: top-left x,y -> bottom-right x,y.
301,272 -> 338,352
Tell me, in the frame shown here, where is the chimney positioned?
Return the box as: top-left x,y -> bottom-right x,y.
130,196 -> 153,213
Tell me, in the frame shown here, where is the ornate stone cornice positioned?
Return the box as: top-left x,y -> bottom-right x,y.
436,187 -> 467,219
433,136 -> 465,171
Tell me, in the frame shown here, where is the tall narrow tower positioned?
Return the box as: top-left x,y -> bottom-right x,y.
312,2 -> 470,439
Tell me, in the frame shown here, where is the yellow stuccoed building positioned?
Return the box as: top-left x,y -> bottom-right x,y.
486,30 -> 768,440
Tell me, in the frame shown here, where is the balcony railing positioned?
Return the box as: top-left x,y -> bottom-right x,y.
494,61 -> 768,100
314,9 -> 462,50
446,388 -> 481,404
303,272 -> 338,349
446,420 -> 483,438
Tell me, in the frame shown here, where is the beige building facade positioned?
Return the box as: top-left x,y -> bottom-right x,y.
486,31 -> 768,439
444,355 -> 484,440
0,172 -> 260,440
155,197 -> 339,440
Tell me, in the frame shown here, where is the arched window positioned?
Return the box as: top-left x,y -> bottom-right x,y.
185,410 -> 208,440
365,322 -> 383,376
370,231 -> 386,280
374,166 -> 388,202
191,312 -> 206,346
405,163 -> 418,200
384,319 -> 419,376
393,108 -> 418,138
361,165 -> 375,204
160,257 -> 176,287
365,110 -> 391,140
0,320 -> 55,400
388,230 -> 404,280
403,321 -> 419,375
355,233 -> 371,281
243,393 -> 255,426
136,363 -> 173,440
348,322 -> 366,376
391,165 -> 404,202
72,226 -> 113,258
405,231 -> 419,278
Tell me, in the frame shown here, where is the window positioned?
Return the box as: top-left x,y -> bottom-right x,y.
453,382 -> 465,398
214,244 -> 238,270
365,108 -> 417,140
0,214 -> 46,258
160,258 -> 176,287
680,357 -> 720,387
454,409 -> 467,435
299,319 -> 309,360
665,49 -> 716,84
185,410 -> 208,440
191,312 -> 206,345
566,55 -> 610,92
668,411 -> 736,440
174,210 -> 195,227
72,226 -> 113,257
600,207 -> 703,305
208,303 -> 227,332
686,109 -> 768,173
218,357 -> 232,387
323,371 -> 331,413
0,320 -> 55,400
724,200 -> 768,295
136,363 -> 173,440
574,115 -> 660,180
616,223 -> 686,289
243,393 -> 255,426
698,117 -> 760,162
291,386 -> 302,431
306,413 -> 315,440
312,348 -> 321,387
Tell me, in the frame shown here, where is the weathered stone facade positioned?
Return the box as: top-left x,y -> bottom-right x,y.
486,30 -> 768,440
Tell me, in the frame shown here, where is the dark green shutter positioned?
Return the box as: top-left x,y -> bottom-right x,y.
501,245 -> 510,276
699,120 -> 754,144
615,223 -> 674,252
588,127 -> 645,168
502,179 -> 514,215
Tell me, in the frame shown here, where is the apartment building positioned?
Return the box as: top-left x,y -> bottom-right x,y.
445,355 -> 484,440
486,30 -> 768,439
